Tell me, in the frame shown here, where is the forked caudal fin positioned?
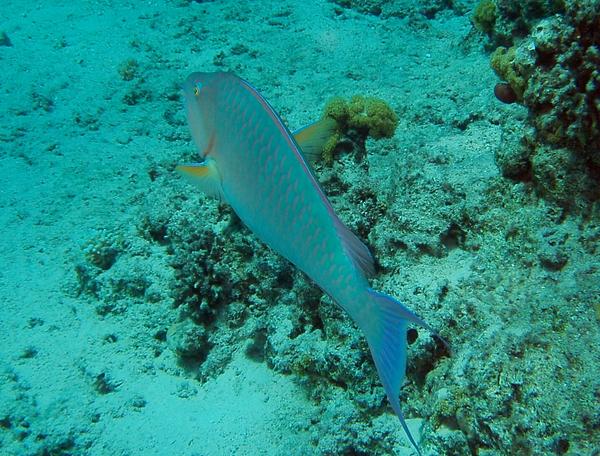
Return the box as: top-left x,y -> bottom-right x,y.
362,289 -> 432,456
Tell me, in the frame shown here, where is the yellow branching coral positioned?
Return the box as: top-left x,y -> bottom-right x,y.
321,95 -> 398,163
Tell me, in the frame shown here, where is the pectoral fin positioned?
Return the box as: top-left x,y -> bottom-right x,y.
176,157 -> 224,200
293,117 -> 337,163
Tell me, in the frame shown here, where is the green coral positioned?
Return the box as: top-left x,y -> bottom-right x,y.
321,95 -> 398,163
471,0 -> 496,34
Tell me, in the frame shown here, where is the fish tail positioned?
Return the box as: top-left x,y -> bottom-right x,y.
362,289 -> 430,456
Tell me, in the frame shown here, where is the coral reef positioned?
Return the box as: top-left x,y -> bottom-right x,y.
490,45 -> 529,100
331,0 -> 471,19
473,0 -> 600,209
88,160 -> 444,454
472,0 -> 566,47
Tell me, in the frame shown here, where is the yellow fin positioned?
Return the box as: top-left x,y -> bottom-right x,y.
176,158 -> 224,200
293,117 -> 337,164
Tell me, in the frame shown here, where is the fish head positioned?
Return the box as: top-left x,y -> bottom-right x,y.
182,72 -> 221,159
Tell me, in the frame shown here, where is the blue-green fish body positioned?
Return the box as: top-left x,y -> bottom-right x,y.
177,72 -> 429,454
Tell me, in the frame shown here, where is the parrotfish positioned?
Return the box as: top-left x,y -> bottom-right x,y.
177,71 -> 431,454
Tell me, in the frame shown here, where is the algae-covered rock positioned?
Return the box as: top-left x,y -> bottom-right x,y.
530,15 -> 572,55
167,318 -> 209,360
476,0 -> 600,209
531,146 -> 592,208
471,0 -> 496,34
473,0 -> 566,47
537,229 -> 569,271
490,45 -> 533,100
494,127 -> 533,180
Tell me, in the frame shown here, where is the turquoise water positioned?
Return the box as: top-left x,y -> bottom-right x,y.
1,1 -> 598,455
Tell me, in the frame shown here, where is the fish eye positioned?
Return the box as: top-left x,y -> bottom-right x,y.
194,82 -> 202,96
